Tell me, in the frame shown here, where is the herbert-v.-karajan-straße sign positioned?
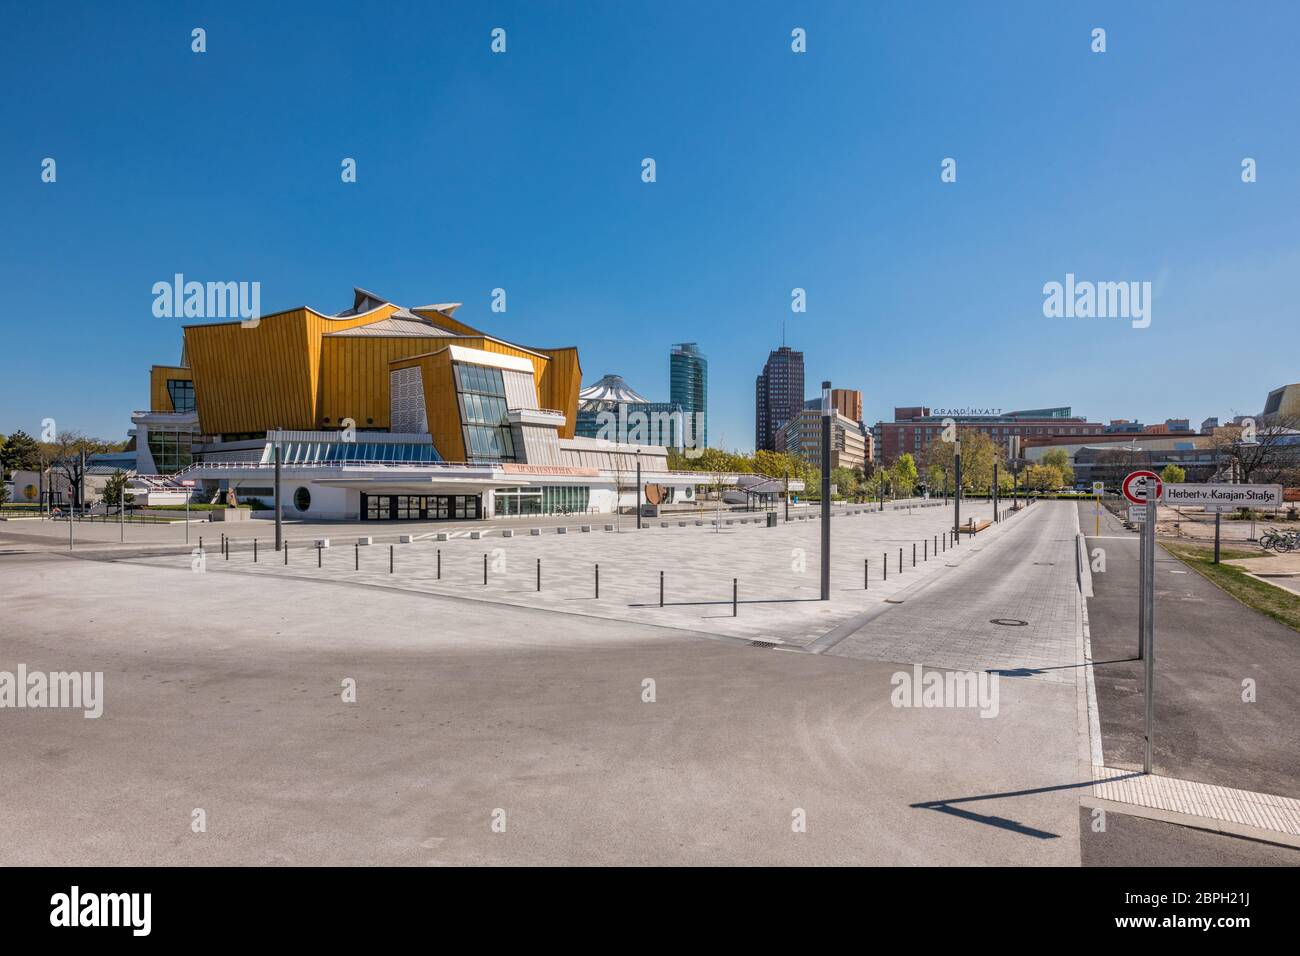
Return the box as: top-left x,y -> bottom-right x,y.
1161,483 -> 1283,508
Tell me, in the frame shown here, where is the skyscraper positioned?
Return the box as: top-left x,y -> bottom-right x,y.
755,345 -> 805,452
669,343 -> 708,449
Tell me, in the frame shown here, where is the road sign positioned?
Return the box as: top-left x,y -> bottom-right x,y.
1092,481 -> 1104,495
1128,505 -> 1147,523
1122,470 -> 1162,505
1160,483 -> 1282,510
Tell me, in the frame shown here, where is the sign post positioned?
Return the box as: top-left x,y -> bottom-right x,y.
1124,470 -> 1161,774
1092,480 -> 1104,535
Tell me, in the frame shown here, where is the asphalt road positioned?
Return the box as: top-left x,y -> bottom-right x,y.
1080,502 -> 1300,797
1,547 -> 1084,866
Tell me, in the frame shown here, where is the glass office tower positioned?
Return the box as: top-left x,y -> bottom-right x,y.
669,343 -> 708,450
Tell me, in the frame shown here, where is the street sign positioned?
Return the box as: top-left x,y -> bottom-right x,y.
1128,505 -> 1147,523
1160,483 -> 1282,510
1122,470 -> 1162,505
1092,481 -> 1104,495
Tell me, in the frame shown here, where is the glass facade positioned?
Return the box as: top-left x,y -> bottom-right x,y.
166,378 -> 195,413
261,441 -> 440,465
494,485 -> 590,516
670,343 -> 707,448
147,428 -> 194,473
455,362 -> 517,462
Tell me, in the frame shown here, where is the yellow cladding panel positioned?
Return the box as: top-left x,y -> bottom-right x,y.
150,366 -> 191,412
533,346 -> 582,439
182,306 -> 396,435
319,334 -> 457,429
391,351 -> 463,461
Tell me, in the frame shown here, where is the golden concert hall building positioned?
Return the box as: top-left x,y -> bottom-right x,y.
134,288 -> 695,520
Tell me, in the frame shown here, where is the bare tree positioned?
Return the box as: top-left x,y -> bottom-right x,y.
1211,416 -> 1300,484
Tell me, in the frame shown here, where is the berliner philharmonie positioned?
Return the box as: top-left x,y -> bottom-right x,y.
130,287 -> 709,521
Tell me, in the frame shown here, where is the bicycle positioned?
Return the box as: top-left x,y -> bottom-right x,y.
1260,528 -> 1299,552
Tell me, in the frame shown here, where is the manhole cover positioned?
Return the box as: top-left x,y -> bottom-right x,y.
990,618 -> 1028,627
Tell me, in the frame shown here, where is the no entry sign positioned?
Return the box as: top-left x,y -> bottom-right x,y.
1123,470 -> 1162,505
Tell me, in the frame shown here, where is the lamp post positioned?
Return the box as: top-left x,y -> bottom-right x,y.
274,429 -> 283,551
953,438 -> 962,541
635,448 -> 642,530
820,381 -> 831,601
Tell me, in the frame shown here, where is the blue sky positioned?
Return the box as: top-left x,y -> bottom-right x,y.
2,1 -> 1297,450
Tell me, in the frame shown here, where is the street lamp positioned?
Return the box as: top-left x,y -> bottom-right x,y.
635,447 -> 642,530
953,438 -> 963,541
820,380 -> 831,601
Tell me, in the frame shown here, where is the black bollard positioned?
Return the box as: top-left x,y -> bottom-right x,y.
733,578 -> 738,617
864,558 -> 868,590
595,563 -> 600,599
483,553 -> 488,585
390,545 -> 394,574
660,570 -> 664,607
536,557 -> 541,592
254,538 -> 258,563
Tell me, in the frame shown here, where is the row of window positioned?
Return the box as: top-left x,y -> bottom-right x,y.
261,442 -> 441,465
494,485 -> 590,515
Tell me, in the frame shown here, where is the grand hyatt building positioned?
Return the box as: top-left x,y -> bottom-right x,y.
132,287 -> 701,520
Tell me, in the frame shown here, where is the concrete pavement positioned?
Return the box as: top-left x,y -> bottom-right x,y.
0,547 -> 1086,865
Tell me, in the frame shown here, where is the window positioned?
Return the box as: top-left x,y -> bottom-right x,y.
166,379 -> 195,413
293,487 -> 311,512
454,362 -> 516,462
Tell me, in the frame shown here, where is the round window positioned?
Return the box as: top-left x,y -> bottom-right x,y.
293,487 -> 311,512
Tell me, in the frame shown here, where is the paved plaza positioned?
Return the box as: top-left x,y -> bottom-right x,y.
118,499 -> 1012,647
3,499 -> 1296,865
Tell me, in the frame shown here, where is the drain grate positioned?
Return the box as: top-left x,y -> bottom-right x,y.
750,640 -> 777,648
990,618 -> 1028,627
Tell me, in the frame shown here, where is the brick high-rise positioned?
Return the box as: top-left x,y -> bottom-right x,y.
755,346 -> 804,451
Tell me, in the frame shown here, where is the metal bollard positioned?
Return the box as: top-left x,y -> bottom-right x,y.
864,558 -> 868,590
536,557 -> 541,592
733,578 -> 738,617
390,545 -> 394,574
483,553 -> 488,585
595,563 -> 600,599
284,540 -> 288,565
913,543 -> 916,567
254,539 -> 258,563
355,543 -> 359,570
437,549 -> 441,580
924,539 -> 928,561
317,543 -> 322,568
660,570 -> 664,607
884,553 -> 888,581
899,548 -> 903,574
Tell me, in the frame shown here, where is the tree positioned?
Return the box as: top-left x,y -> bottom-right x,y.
890,453 -> 918,498
830,467 -> 859,501
1211,417 -> 1300,483
1024,463 -> 1063,491
922,429 -> 1004,494
1041,448 -> 1075,489
1159,463 -> 1186,485
40,430 -> 113,509
2,430 -> 42,478
101,470 -> 136,513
